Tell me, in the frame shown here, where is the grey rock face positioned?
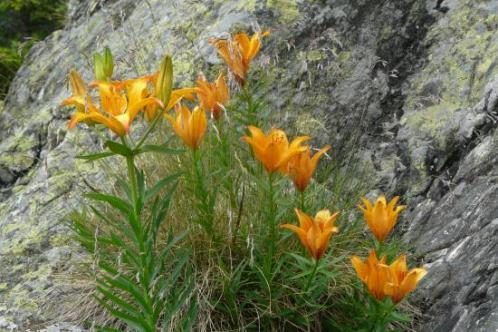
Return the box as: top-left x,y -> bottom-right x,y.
1,0 -> 497,330
403,77 -> 498,332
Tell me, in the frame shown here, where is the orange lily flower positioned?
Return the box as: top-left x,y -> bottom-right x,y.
165,104 -> 207,150
352,251 -> 427,303
209,30 -> 270,85
384,255 -> 427,303
241,126 -> 310,173
351,250 -> 391,301
62,70 -> 119,131
284,145 -> 331,192
281,209 -> 339,260
144,71 -> 196,121
195,72 -> 230,120
358,195 -> 406,242
65,75 -> 162,136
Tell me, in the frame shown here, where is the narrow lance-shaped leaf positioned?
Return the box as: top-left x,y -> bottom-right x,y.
96,285 -> 141,317
85,192 -> 133,216
145,172 -> 182,202
104,140 -> 133,157
98,264 -> 151,313
94,295 -> 153,332
181,297 -> 198,332
76,151 -> 116,161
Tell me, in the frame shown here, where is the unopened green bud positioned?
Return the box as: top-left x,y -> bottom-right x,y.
156,55 -> 173,106
94,47 -> 114,81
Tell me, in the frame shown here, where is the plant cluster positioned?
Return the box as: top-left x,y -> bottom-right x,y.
63,30 -> 426,331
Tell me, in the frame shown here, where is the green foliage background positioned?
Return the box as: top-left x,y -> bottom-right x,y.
0,0 -> 66,98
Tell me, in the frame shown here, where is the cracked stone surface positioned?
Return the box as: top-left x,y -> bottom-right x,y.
1,0 -> 498,330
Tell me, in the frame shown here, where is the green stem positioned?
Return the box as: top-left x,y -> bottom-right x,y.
135,106 -> 164,150
216,117 -> 224,138
375,239 -> 384,258
126,155 -> 138,209
191,147 -> 197,190
305,259 -> 320,292
121,138 -> 155,327
374,302 -> 396,330
191,148 -> 199,218
121,137 -> 138,208
267,172 -> 276,275
300,190 -> 305,212
243,86 -> 257,126
191,148 -> 216,241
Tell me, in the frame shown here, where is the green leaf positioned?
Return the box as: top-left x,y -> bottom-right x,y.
121,247 -> 142,270
159,230 -> 188,260
181,297 -> 197,332
105,140 -> 133,156
151,183 -> 178,237
387,310 -> 412,323
162,273 -> 194,327
136,144 -> 184,155
145,172 -> 182,202
96,285 -> 140,317
89,206 -> 138,244
95,295 -> 153,332
97,272 -> 151,315
67,210 -> 95,252
85,192 -> 133,216
76,151 -> 116,161
288,252 -> 313,267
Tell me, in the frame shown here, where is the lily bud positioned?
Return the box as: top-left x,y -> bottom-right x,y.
94,47 -> 114,81
156,55 -> 173,107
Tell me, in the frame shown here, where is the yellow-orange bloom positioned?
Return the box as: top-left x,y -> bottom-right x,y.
359,195 -> 406,242
284,145 -> 331,192
209,31 -> 270,85
165,104 -> 207,150
281,209 -> 339,260
94,79 -> 159,135
241,126 -> 310,173
351,250 -> 391,301
352,251 -> 427,303
195,72 -> 230,120
384,255 -> 427,303
63,74 -> 162,136
144,71 -> 196,121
